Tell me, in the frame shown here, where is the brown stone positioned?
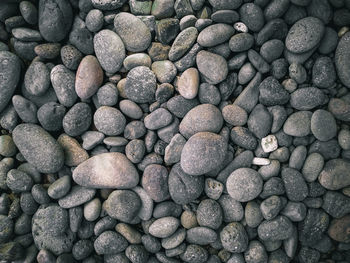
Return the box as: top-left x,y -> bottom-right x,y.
75,55 -> 103,100
328,214 -> 350,243
57,134 -> 89,166
177,67 -> 199,99
147,42 -> 170,61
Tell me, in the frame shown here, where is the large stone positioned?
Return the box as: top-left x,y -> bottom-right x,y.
181,132 -> 227,176
73,152 -> 139,189
335,32 -> 350,88
196,50 -> 228,84
197,23 -> 235,47
12,124 -> 64,173
319,159 -> 350,190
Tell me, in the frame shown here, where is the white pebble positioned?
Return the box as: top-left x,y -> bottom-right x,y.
234,22 -> 248,33
252,157 -> 271,166
261,135 -> 278,153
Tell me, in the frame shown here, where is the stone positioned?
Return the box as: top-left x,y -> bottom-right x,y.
181,132 -> 227,175
0,51 -> 21,112
180,244 -> 208,263
261,135 -> 278,153
197,23 -> 235,47
312,56 -> 336,88
0,135 -> 16,157
142,164 -> 169,202
151,60 -> 177,83
259,76 -> 290,106
94,231 -> 128,255
239,3 -> 264,32
24,62 -> 50,96
94,29 -> 125,74
75,55 -> 103,100
48,176 -> 71,199
168,27 -> 198,61
319,159 -> 350,190
258,216 -> 293,241
12,124 -> 64,173
94,106 -> 126,136
125,66 -> 156,103
335,32 -> 350,88
310,109 -> 337,141
283,111 -> 312,137
285,17 -> 325,54
73,152 -> 139,189
290,87 -> 325,110
104,190 -> 141,223
226,168 -> 263,202
247,104 -> 272,139
222,104 -> 248,126
186,227 -> 217,245
114,12 -> 151,52
149,217 -> 179,238
197,199 -> 223,230
57,134 -> 89,166
328,214 -> 350,243
177,68 -> 199,99
229,33 -> 254,52
281,167 -> 308,201
220,222 -> 248,253
63,102 -> 92,137
58,185 -> 96,208
144,108 -> 173,130
196,50 -> 228,84
179,104 -> 223,139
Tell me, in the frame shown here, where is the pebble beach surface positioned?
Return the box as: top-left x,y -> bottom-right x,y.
0,0 -> 350,262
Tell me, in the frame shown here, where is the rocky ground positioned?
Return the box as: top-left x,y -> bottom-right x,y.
0,0 -> 350,262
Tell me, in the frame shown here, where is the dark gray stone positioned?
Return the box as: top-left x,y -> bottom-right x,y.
258,215 -> 293,241
220,222 -> 248,253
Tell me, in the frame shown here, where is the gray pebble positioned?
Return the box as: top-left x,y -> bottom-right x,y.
258,215 -> 293,241
283,111 -> 312,137
180,244 -> 208,263
149,216 -> 179,238
58,185 -> 95,209
94,106 -> 126,136
37,102 -> 66,132
229,33 -> 254,52
63,102 -> 92,136
196,50 -> 228,84
197,199 -> 222,230
311,109 -> 337,142
94,230 -> 128,255
142,164 -> 169,202
24,61 -> 50,96
218,194 -> 244,222
197,23 -> 235,47
144,108 -> 173,130
12,95 -> 38,123
281,167 -> 308,201
312,56 -> 336,88
220,222 -> 248,253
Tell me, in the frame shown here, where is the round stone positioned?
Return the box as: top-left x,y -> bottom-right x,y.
180,244 -> 208,263
0,135 -> 16,157
57,134 -> 88,166
177,68 -> 199,99
73,152 -> 139,189
125,66 -> 156,103
229,33 -> 254,52
319,159 -> 350,190
196,50 -> 228,84
142,164 -> 169,202
197,23 -> 235,47
24,61 -> 50,96
12,124 -> 64,173
104,190 -> 141,223
94,231 -> 128,255
94,29 -> 125,74
311,109 -> 337,141
226,168 -> 263,202
290,87 -> 325,110
283,111 -> 312,137
149,217 -> 179,238
258,215 -> 294,241
94,106 -> 126,136
168,27 -> 198,61
328,215 -> 350,243
220,222 -> 248,253
180,132 -> 227,176
114,12 -> 151,52
285,17 -> 325,54
63,103 -> 92,137
75,55 -> 104,100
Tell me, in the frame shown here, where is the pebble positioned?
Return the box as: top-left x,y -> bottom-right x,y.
177,67 -> 199,99
94,231 -> 128,255
181,132 -> 227,175
152,60 -> 177,83
281,201 -> 307,222
204,178 -> 223,200
247,104 -> 272,139
230,126 -> 258,150
239,3 -> 264,32
149,217 -> 179,238
310,109 -> 337,142
218,194 -> 244,222
125,66 -> 156,103
12,124 -> 64,173
335,32 -> 350,88
104,190 -> 141,223
285,17 -> 325,54
144,108 -> 173,130
322,191 -> 350,218
0,135 -> 16,157
259,76 -> 290,106
283,111 -> 312,137
73,152 -> 139,189
197,23 -> 235,47
162,227 -> 186,249
220,222 -> 248,253
197,199 -> 222,230
222,104 -> 248,126
180,244 -> 208,263
58,185 -> 96,209
60,44 -> 83,71
328,214 -> 350,243
229,33 -> 254,52
312,56 -> 336,88
261,135 -> 278,153
179,104 -> 223,139
142,164 -> 169,202
196,50 -> 228,84
57,134 -> 88,166
186,226 -> 217,245
94,29 -> 125,74
19,1 -> 37,25
168,163 -> 204,204
0,51 -> 21,113
290,87 -> 325,110
319,158 -> 350,190
63,102 -> 92,137
169,27 -> 198,61
258,215 -> 293,241
6,169 -> 33,193
75,55 -> 103,100
94,106 -> 126,136
48,175 -> 71,199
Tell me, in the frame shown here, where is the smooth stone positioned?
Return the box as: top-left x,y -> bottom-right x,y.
328,98 -> 350,122
302,153 -> 324,182
50,65 -> 77,107
281,168 -> 308,201
239,3 -> 264,32
133,186 -> 153,221
60,44 -> 83,70
125,66 -> 156,103
168,27 -> 198,61
0,135 -> 16,157
181,132 -> 227,176
114,12 -> 151,52
94,231 -> 128,255
57,134 -> 89,167
94,106 -> 126,136
20,1 -> 38,25
48,175 -> 71,199
319,159 -> 350,190
58,185 -> 96,209
179,104 -> 223,139
73,152 -> 139,189
12,124 -> 64,173
290,87 -> 325,110
259,76 -> 290,106
226,168 -> 263,202
218,194 -> 244,222
75,55 -> 103,100
177,67 -> 199,99
0,51 -> 21,112
222,104 -> 248,126
335,32 -> 350,88
94,29 -> 125,74
312,56 -> 336,88
283,111 -> 312,137
97,83 -> 118,106
230,126 -> 257,150
328,214 -> 350,243
62,102 -> 92,137
149,217 -> 179,238
260,39 -> 284,63
38,0 -> 73,42
186,227 -> 217,245
196,50 -> 228,84
6,169 -> 33,193
247,104 -> 272,139
229,33 -> 254,52
168,163 -> 204,204
91,0 -> 127,10
86,9 -> 104,32
142,164 -> 169,202
220,222 -> 248,253
151,60 -> 177,83
197,199 -> 223,230
180,244 -> 208,263
104,190 -> 141,223
258,216 -> 293,241
322,191 -> 350,219
197,23 -> 235,47
285,16 -> 325,54
310,109 -> 337,142
144,108 -> 173,130
12,95 -> 38,123
24,62 -> 50,96
208,0 -> 242,9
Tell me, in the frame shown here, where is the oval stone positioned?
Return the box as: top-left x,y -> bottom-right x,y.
114,12 -> 151,52
12,123 -> 64,173
180,132 -> 227,176
179,104 -> 223,139
94,29 -> 125,74
290,87 -> 325,110
72,152 -> 139,189
285,17 -> 325,54
310,109 -> 337,141
0,51 -> 21,112
168,27 -> 198,61
335,32 -> 350,88
75,55 -> 104,100
226,168 -> 263,202
177,68 -> 199,100
319,159 -> 350,190
283,111 -> 312,137
197,23 -> 235,47
196,50 -> 228,84
24,61 -> 50,96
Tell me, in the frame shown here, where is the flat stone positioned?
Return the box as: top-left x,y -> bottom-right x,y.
73,152 -> 139,189
197,23 -> 235,47
169,27 -> 198,61
57,134 -> 89,167
257,216 -> 293,241
58,186 -> 96,209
